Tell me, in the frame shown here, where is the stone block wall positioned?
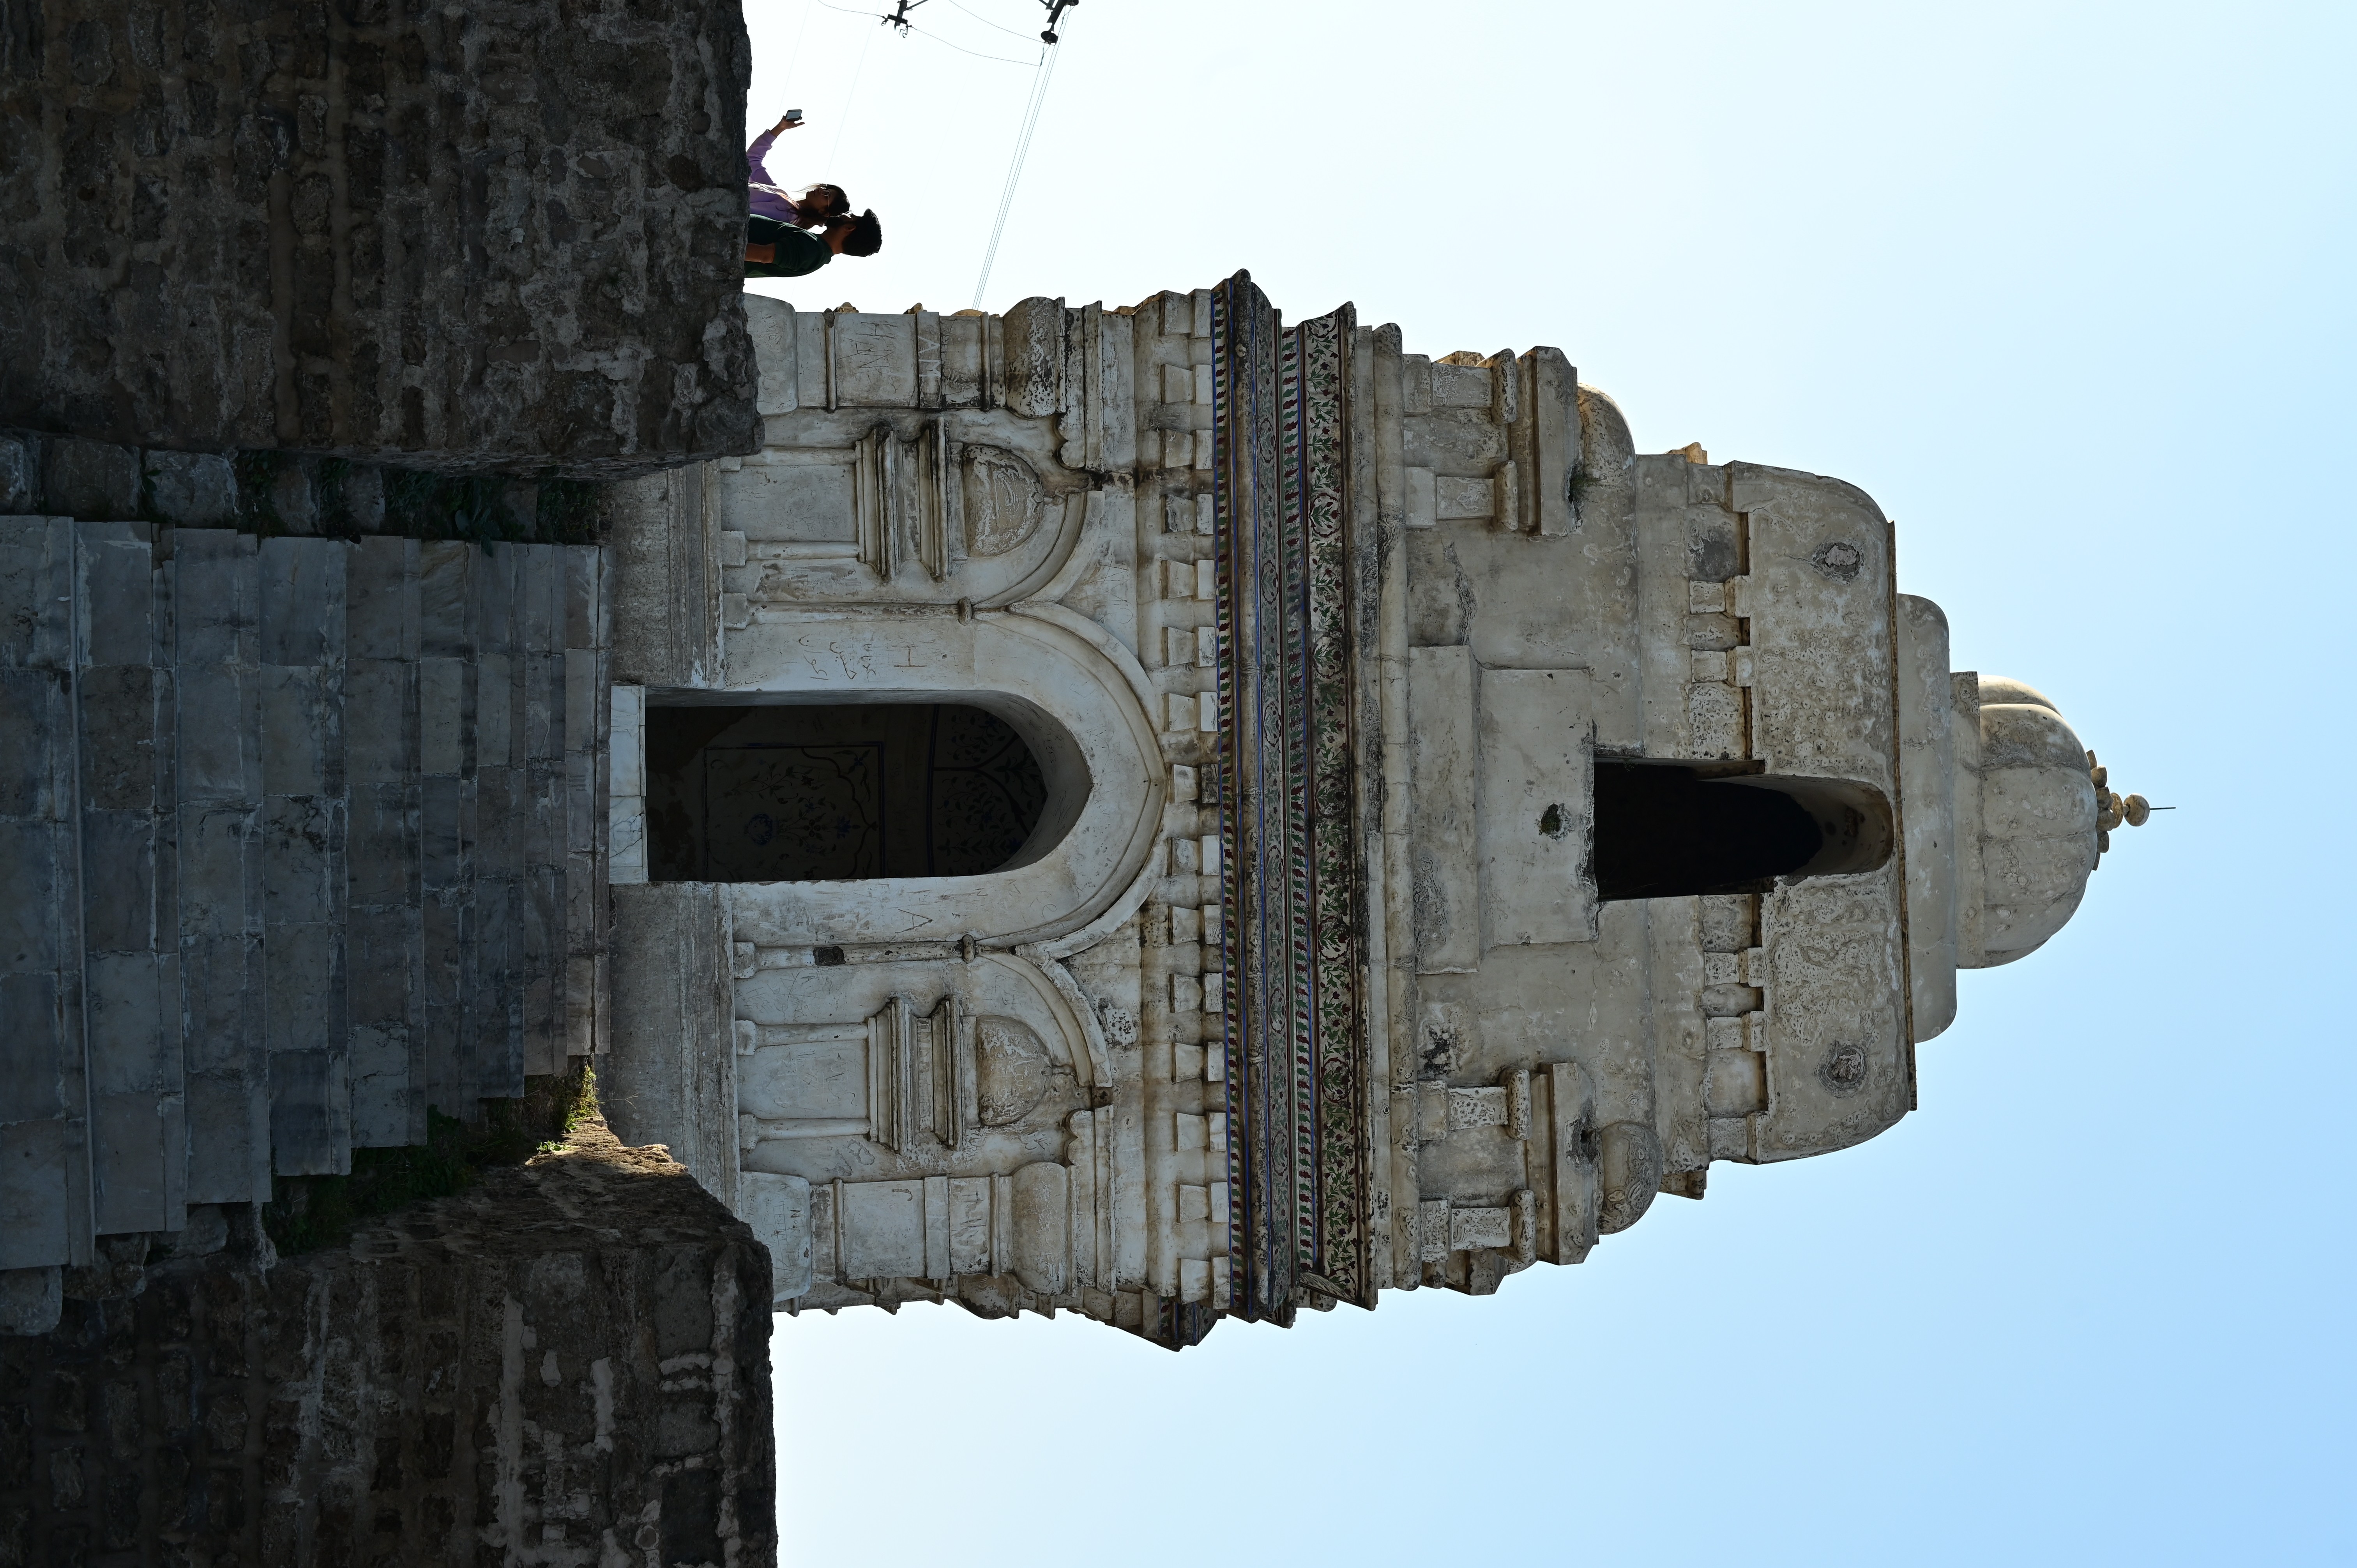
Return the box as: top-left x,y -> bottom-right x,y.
0,1124 -> 776,1568
0,427 -> 613,540
0,0 -> 759,477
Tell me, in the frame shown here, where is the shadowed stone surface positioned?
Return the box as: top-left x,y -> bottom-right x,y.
0,1123 -> 775,1568
0,0 -> 759,477
0,427 -> 620,538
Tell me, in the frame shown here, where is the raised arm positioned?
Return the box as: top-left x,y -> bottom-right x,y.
746,113 -> 802,185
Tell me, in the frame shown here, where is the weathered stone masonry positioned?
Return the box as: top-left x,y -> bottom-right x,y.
0,1126 -> 776,1568
599,282 -> 2120,1349
0,0 -> 760,476
0,516 -> 614,1277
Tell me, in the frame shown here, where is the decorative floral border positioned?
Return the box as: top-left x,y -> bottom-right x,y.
1289,307 -> 1366,1304
1210,274 -> 1367,1318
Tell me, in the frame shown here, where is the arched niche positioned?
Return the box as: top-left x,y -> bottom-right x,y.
708,603 -> 1164,951
642,701 -> 1054,882
1594,760 -> 1894,902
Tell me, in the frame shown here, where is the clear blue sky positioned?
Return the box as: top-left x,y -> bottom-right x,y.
747,3 -> 2355,1561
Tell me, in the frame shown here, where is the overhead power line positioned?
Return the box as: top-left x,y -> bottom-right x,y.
946,0 -> 1035,39
815,0 -> 1035,64
971,32 -> 1058,309
899,23 -> 1037,66
820,18 -> 877,178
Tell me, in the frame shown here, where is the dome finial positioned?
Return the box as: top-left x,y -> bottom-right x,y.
2089,751 -> 2166,853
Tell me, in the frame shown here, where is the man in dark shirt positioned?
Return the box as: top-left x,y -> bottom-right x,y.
746,209 -> 882,278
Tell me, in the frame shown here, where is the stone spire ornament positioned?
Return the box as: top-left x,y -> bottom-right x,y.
2089,750 -> 2162,851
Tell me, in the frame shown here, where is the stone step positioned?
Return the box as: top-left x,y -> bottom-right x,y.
0,521 -> 610,1266
561,545 -> 610,1068
172,529 -> 271,1211
258,536 -> 351,1178
81,523 -> 188,1230
346,537 -> 424,1150
0,518 -> 95,1269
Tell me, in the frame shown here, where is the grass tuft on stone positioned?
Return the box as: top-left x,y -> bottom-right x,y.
263,1062 -> 598,1256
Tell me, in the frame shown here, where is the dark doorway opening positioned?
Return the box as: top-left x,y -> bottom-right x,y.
645,703 -> 1050,882
1593,761 -> 1892,902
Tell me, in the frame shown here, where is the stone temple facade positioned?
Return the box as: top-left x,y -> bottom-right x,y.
0,268 -> 2114,1356
599,275 -> 2112,1345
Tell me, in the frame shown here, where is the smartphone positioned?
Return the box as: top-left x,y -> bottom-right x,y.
784,108 -> 804,124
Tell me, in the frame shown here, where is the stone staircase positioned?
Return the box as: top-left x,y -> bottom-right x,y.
0,520 -> 609,1269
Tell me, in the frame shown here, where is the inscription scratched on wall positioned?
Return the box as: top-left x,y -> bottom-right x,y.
797,637 -> 878,681
790,637 -> 943,680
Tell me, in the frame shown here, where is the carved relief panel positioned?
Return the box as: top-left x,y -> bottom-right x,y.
716,422 -> 1087,609
733,955 -> 1085,1178
730,946 -> 1142,1309
719,300 -> 1115,613
1396,1060 -> 1610,1297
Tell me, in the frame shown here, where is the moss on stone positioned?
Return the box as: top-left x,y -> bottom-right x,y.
316,456 -> 354,536
534,476 -> 604,544
233,449 -> 290,532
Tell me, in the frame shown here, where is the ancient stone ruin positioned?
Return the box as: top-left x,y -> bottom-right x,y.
2,0 -> 2130,1557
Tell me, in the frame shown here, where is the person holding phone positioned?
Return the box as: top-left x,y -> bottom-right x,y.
747,111 -> 847,230
743,111 -> 883,278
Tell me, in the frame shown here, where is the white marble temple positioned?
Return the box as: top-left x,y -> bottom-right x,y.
598,284 -> 2111,1347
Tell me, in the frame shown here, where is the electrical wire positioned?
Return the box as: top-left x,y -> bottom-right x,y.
897,23 -> 1036,66
822,18 -> 878,178
774,0 -> 818,107
945,0 -> 1036,39
971,31 -> 1058,309
813,0 -> 1032,63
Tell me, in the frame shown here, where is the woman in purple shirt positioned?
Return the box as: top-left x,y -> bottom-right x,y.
742,113 -> 883,278
746,113 -> 850,230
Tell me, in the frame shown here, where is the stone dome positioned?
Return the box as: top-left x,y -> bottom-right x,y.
1977,675 -> 2060,712
1971,679 -> 2099,967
